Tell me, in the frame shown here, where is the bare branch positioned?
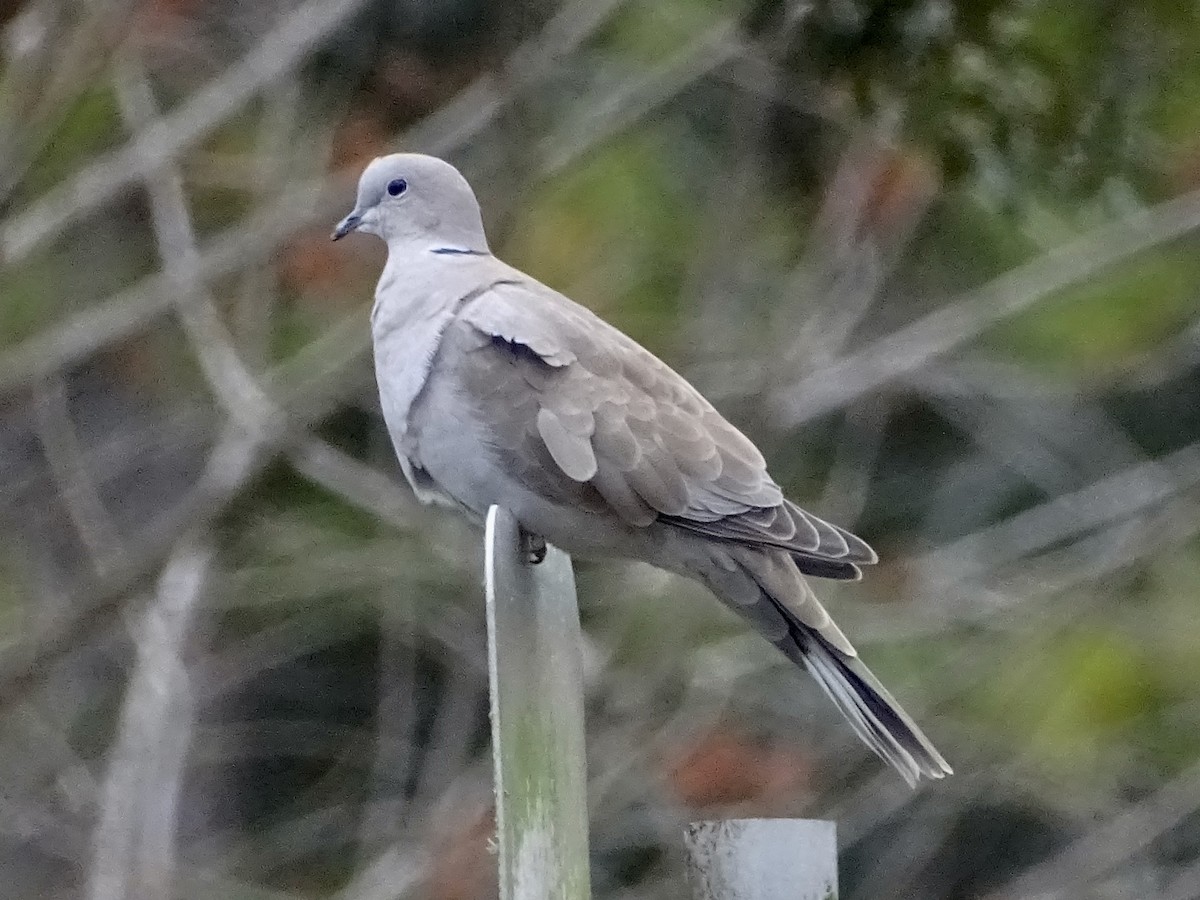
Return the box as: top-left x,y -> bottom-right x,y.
0,0 -> 371,263
772,185 -> 1200,424
985,758 -> 1200,900
917,440 -> 1200,592
113,55 -> 280,438
0,427 -> 261,711
87,536 -> 213,900
0,0 -> 138,206
0,0 -> 636,398
31,375 -> 129,576
541,22 -> 743,176
405,0 -> 633,157
287,437 -> 418,534
0,171 -> 341,396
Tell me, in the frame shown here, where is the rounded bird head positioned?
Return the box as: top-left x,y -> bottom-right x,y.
331,153 -> 489,252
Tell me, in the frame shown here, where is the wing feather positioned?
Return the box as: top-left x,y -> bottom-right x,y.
593,406 -> 642,470
451,276 -> 876,573
536,408 -> 597,482
591,466 -> 657,526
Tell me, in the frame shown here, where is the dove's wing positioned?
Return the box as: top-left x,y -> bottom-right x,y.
447,275 -> 876,578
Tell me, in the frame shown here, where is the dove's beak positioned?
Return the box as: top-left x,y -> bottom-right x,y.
331,212 -> 363,241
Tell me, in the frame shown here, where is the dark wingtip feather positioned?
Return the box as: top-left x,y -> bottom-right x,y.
795,631 -> 952,785
792,557 -> 863,581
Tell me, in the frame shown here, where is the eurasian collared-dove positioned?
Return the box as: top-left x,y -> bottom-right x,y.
333,153 -> 951,785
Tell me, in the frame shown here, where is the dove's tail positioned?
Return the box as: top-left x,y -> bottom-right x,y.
693,545 -> 951,785
787,624 -> 952,786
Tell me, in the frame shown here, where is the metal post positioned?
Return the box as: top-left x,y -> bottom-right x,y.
684,819 -> 838,900
485,506 -> 591,900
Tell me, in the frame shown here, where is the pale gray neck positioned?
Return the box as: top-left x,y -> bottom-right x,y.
371,243 -> 495,337
382,197 -> 489,253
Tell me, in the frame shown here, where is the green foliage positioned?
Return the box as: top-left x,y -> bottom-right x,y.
0,255 -> 63,346
189,110 -> 268,237
0,548 -> 27,648
965,561 -> 1200,781
598,0 -> 737,61
989,242 -> 1200,377
20,85 -> 123,204
758,0 -> 1200,205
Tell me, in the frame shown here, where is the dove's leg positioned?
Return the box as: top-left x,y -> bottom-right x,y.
522,531 -> 547,565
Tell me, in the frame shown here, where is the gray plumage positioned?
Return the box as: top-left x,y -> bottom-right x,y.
333,153 -> 952,786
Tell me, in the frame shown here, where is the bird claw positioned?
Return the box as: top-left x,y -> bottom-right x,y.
522,532 -> 547,565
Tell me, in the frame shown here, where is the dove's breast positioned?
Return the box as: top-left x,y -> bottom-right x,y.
372,310 -> 455,450
369,253 -> 497,504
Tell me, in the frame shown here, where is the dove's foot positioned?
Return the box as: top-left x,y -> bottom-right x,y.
522,531 -> 547,565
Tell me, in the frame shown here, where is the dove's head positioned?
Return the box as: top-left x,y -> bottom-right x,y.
331,153 -> 488,252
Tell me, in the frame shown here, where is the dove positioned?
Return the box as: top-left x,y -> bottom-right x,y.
332,153 -> 951,785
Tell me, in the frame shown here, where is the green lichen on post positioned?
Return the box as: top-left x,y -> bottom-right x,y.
485,506 -> 591,900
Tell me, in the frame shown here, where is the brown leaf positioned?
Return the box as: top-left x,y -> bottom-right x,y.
664,728 -> 815,813
423,803 -> 498,900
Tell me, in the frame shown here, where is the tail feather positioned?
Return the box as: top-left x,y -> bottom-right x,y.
794,629 -> 952,786
691,543 -> 951,785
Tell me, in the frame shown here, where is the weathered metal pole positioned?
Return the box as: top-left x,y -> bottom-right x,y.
684,819 -> 838,900
485,506 -> 591,900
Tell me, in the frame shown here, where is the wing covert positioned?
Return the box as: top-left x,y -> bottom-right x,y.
453,277 -> 876,571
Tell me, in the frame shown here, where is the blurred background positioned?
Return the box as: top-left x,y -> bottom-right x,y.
2,0 -> 1200,897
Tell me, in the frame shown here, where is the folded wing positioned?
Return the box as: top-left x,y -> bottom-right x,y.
452,276 -> 877,578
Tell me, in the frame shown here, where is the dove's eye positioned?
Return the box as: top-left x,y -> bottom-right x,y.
386,178 -> 408,197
